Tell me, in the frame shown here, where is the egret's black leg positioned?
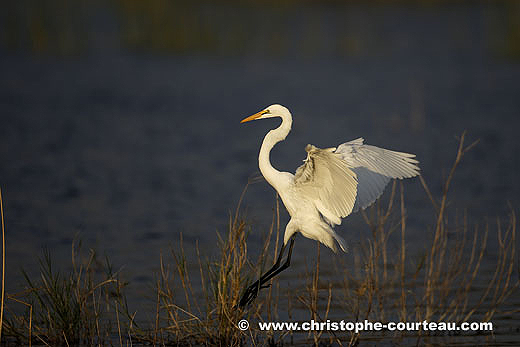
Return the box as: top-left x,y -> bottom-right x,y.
256,236 -> 295,285
238,241 -> 287,307
259,239 -> 288,280
239,236 -> 295,307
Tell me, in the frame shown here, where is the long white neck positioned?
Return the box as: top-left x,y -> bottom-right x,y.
258,113 -> 293,188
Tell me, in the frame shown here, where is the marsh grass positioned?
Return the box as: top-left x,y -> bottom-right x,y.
137,183 -> 285,345
2,241 -> 131,346
1,132 -> 519,346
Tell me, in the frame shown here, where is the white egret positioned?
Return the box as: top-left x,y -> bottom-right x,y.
238,104 -> 419,307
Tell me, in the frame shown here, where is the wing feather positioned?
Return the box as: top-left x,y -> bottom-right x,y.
294,145 -> 358,224
336,138 -> 420,212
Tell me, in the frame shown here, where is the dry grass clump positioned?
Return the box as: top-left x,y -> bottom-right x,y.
140,184 -> 285,346
1,242 -> 130,346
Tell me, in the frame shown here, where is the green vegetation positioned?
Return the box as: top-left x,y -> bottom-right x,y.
0,133 -> 518,346
2,1 -> 520,59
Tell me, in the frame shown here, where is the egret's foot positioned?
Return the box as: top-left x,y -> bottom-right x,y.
237,236 -> 296,308
239,281 -> 261,307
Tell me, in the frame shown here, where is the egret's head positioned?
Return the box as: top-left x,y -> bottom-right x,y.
240,104 -> 291,123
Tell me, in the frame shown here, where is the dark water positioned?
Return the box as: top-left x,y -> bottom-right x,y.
1,2 -> 520,343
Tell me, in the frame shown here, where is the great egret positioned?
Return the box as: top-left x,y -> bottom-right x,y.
238,104 -> 419,307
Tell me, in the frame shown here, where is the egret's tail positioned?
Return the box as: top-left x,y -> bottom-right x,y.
302,222 -> 348,253
330,230 -> 348,253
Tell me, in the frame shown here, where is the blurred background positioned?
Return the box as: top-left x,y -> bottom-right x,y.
1,0 -> 520,321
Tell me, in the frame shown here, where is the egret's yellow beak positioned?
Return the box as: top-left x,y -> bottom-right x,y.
240,109 -> 268,123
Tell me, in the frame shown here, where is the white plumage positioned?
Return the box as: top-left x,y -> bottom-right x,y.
241,104 -> 420,252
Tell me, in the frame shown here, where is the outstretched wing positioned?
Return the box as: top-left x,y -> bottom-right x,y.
335,138 -> 420,212
294,144 -> 358,226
